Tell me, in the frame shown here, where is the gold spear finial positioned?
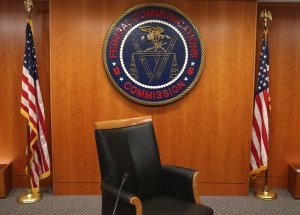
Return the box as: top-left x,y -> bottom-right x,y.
260,9 -> 272,28
24,0 -> 34,16
260,9 -> 272,41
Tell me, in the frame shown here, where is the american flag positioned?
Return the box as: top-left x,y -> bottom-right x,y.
20,19 -> 50,193
250,34 -> 270,176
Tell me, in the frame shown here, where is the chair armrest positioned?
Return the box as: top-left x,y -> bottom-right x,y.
162,165 -> 200,203
102,181 -> 143,215
102,181 -> 134,203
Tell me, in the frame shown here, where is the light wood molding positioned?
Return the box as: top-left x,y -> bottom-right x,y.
130,196 -> 143,215
94,116 -> 152,130
192,172 -> 201,204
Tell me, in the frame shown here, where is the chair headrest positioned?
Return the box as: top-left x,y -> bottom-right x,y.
94,116 -> 152,130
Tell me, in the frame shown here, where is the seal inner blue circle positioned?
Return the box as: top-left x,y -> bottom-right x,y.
120,20 -> 188,89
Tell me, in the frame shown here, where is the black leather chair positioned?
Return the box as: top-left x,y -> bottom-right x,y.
94,116 -> 213,215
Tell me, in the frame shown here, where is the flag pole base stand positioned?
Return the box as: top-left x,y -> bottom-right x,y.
255,186 -> 277,200
17,189 -> 42,204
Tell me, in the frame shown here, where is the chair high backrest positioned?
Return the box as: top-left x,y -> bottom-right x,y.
94,116 -> 162,200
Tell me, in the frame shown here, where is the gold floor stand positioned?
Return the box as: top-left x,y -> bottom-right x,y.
255,186 -> 277,200
17,189 -> 42,204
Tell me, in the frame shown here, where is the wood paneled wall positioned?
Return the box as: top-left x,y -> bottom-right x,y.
6,0 -> 300,196
0,0 -> 51,187
51,0 -> 257,195
251,3 -> 300,189
4,0 -> 300,196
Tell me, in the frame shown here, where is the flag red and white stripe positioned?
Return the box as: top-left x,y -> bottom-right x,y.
20,19 -> 50,193
250,33 -> 270,177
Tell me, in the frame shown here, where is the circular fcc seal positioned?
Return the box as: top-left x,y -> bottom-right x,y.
103,3 -> 205,106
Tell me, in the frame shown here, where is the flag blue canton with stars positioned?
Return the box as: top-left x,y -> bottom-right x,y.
24,23 -> 38,80
256,38 -> 269,94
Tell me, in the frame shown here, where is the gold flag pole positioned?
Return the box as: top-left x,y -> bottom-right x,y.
17,0 -> 42,204
255,9 -> 277,201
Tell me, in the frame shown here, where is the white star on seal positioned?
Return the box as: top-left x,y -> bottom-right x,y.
191,62 -> 195,66
112,62 -> 116,66
119,77 -> 124,81
184,77 -> 188,81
